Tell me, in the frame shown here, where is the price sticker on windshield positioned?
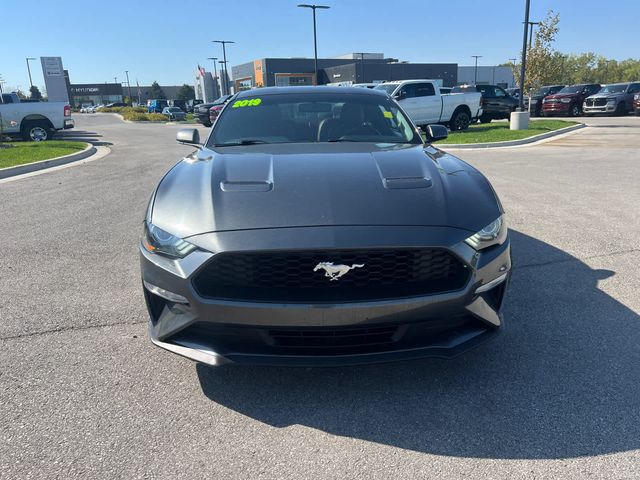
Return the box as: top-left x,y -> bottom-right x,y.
232,98 -> 262,108
383,111 -> 394,119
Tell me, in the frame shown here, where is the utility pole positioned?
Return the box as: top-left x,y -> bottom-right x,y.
26,58 -> 36,88
213,40 -> 234,95
207,57 -> 219,97
124,70 -> 132,105
471,55 -> 482,84
297,4 -> 330,85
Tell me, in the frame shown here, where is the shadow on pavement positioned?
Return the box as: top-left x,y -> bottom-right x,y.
196,230 -> 639,459
55,130 -> 113,147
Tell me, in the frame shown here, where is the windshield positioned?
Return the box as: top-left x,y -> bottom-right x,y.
168,107 -> 181,112
534,87 -> 551,96
373,84 -> 399,95
208,92 -> 421,147
600,84 -> 628,94
558,85 -> 582,94
212,95 -> 231,105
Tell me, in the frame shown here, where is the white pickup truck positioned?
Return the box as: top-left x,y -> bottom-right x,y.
374,80 -> 483,130
0,92 -> 74,141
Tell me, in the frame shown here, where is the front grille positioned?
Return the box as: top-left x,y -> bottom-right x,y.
594,98 -> 607,106
585,98 -> 594,106
268,325 -> 399,349
192,248 -> 470,302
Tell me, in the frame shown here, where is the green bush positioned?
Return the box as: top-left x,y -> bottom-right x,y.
147,113 -> 168,121
97,106 -> 147,114
122,111 -> 150,121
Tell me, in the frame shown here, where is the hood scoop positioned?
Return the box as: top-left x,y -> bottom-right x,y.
373,151 -> 433,190
217,153 -> 274,193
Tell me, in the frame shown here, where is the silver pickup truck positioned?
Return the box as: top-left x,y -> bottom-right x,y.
374,80 -> 483,130
0,92 -> 74,141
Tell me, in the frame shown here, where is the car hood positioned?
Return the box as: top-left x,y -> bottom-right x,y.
587,93 -> 621,99
546,93 -> 577,100
150,143 -> 502,238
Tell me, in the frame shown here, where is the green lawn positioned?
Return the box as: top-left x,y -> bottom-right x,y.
433,120 -> 579,145
0,141 -> 88,169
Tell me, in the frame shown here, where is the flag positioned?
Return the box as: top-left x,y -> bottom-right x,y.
198,65 -> 206,77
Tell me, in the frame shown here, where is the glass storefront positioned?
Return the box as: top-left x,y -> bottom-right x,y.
274,73 -> 315,87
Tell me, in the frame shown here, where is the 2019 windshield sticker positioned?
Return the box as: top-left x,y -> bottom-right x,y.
383,111 -> 393,119
232,98 -> 263,108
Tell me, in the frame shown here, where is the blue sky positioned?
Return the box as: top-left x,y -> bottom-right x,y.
2,0 -> 639,91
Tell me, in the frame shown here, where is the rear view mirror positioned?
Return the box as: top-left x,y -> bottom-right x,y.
176,128 -> 201,146
425,124 -> 448,142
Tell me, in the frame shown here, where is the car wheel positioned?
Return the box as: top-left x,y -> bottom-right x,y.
203,121 -> 212,128
615,102 -> 627,116
21,121 -> 51,142
570,104 -> 581,117
450,110 -> 471,131
479,114 -> 492,124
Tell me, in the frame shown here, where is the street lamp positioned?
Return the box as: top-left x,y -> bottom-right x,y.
526,21 -> 540,48
124,70 -> 132,105
471,55 -> 482,84
207,57 -> 219,97
297,4 -> 330,85
26,58 -> 36,88
218,60 -> 228,95
518,0 -> 531,112
213,40 -> 234,95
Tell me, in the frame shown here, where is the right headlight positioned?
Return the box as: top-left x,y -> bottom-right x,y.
464,216 -> 507,251
141,222 -> 197,259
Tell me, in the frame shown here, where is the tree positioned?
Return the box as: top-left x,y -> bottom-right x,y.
176,84 -> 195,101
29,85 -> 43,100
149,81 -> 166,99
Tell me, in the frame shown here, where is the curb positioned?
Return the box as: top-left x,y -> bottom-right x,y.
0,143 -> 97,180
438,123 -> 586,149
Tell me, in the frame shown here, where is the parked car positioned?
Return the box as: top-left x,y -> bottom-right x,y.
106,102 -> 127,108
186,99 -> 204,113
375,80 -> 483,130
0,92 -> 74,141
583,82 -> 640,116
541,84 -> 601,117
168,99 -> 187,112
527,85 -> 565,116
451,84 -> 518,123
148,99 -> 168,113
208,95 -> 235,124
352,83 -> 379,89
162,107 -> 186,121
141,86 -> 510,366
634,93 -> 640,116
439,87 -> 452,94
195,95 -> 231,127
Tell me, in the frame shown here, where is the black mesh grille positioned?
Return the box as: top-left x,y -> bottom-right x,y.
585,98 -> 594,106
268,325 -> 399,349
192,248 -> 470,302
594,98 -> 607,106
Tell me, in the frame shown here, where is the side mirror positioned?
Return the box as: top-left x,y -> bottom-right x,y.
394,92 -> 405,101
425,124 -> 448,142
176,128 -> 201,146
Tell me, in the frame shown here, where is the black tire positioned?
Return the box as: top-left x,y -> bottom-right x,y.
203,121 -> 212,128
569,104 -> 581,117
21,121 -> 52,142
449,109 -> 471,131
479,114 -> 492,124
615,102 -> 627,116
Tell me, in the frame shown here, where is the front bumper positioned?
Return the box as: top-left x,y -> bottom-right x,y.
542,103 -> 571,115
140,226 -> 511,366
583,103 -> 617,114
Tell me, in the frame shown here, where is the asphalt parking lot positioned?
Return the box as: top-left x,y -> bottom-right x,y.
1,113 -> 639,479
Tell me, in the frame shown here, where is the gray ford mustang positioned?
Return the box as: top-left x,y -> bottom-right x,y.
140,86 -> 511,366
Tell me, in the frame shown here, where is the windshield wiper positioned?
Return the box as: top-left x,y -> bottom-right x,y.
326,138 -> 360,142
213,139 -> 271,147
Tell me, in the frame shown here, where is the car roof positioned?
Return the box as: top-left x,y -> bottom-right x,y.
235,86 -> 388,98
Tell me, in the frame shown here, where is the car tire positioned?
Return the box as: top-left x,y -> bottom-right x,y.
21,121 -> 52,142
203,121 -> 212,128
569,104 -> 581,117
479,114 -> 492,124
615,102 -> 627,116
449,110 -> 471,131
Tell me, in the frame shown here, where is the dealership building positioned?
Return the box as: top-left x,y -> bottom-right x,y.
230,53 -> 458,91
66,76 -> 187,106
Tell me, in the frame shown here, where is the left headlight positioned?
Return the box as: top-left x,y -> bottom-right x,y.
141,222 -> 197,259
464,216 -> 507,251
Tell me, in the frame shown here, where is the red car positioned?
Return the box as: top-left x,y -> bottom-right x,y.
542,84 -> 601,117
209,95 -> 235,124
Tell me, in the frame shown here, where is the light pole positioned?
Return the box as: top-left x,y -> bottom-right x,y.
207,57 -> 219,97
218,60 -> 228,95
26,58 -> 36,88
518,0 -> 531,112
509,58 -> 518,88
471,55 -> 482,84
297,4 -> 330,85
213,40 -> 234,95
124,70 -> 132,105
526,21 -> 540,48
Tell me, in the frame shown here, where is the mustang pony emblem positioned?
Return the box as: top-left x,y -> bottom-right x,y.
313,262 -> 365,281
